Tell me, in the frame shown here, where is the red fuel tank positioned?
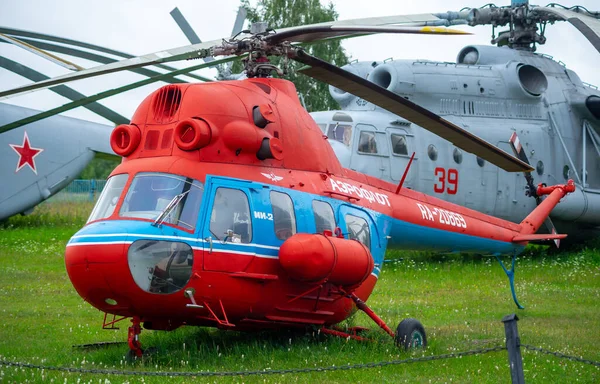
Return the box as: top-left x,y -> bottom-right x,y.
279,234 -> 374,287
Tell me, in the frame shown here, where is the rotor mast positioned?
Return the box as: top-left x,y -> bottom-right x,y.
467,0 -> 546,51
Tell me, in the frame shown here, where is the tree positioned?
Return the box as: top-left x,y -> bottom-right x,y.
234,0 -> 349,112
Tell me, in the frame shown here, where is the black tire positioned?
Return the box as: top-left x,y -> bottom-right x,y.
395,318 -> 427,350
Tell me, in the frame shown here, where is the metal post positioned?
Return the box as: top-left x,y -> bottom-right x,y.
582,120 -> 587,188
90,179 -> 96,201
502,314 -> 525,384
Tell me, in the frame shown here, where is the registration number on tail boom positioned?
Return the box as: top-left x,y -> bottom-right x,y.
416,203 -> 467,228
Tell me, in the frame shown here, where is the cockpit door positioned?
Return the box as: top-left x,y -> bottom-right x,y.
386,127 -> 416,188
350,124 -> 389,179
199,176 -> 258,273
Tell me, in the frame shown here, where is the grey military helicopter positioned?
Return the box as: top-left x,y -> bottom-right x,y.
310,0 -> 600,243
0,7 -> 246,221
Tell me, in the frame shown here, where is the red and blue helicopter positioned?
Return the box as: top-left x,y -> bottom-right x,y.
1,21 -> 574,357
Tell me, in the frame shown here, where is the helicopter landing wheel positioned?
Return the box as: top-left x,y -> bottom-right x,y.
394,318 -> 427,350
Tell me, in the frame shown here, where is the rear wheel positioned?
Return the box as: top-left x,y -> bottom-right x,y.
395,318 -> 427,350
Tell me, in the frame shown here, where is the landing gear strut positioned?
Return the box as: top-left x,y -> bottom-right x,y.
350,292 -> 395,338
338,292 -> 427,350
127,316 -> 143,359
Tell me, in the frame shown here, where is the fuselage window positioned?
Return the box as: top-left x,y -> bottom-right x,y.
358,131 -> 378,154
312,200 -> 336,234
428,144 -> 438,161
119,172 -> 204,231
453,148 -> 463,164
210,188 -> 252,243
88,173 -> 128,223
327,123 -> 353,147
391,134 -> 408,155
345,214 -> 371,249
270,191 -> 297,240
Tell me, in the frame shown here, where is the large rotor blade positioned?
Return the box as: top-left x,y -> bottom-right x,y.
266,25 -> 469,44
0,56 -> 128,125
0,39 -> 223,101
0,32 -> 83,71
534,7 -> 600,54
0,13 -> 447,101
170,7 -> 214,63
170,7 -> 202,44
231,7 -> 248,36
0,26 -> 209,82
293,49 -> 532,173
0,55 -> 238,134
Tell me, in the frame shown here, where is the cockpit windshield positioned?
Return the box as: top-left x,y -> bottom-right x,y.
120,173 -> 204,231
327,123 -> 353,147
88,174 -> 128,223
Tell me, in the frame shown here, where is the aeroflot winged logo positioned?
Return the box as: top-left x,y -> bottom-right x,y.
261,172 -> 283,182
9,131 -> 44,174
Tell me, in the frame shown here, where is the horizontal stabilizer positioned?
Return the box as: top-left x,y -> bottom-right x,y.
512,234 -> 567,243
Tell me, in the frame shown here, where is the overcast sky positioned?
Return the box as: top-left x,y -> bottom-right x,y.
1,0 -> 598,125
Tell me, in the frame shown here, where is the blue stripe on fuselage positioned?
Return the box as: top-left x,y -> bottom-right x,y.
71,176 -> 523,278
387,218 -> 523,255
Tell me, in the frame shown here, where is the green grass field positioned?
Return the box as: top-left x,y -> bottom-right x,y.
0,202 -> 599,383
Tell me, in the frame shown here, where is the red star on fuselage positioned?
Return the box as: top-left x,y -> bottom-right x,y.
10,131 -> 44,174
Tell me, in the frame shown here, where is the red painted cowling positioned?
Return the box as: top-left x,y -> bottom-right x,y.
279,234 -> 374,287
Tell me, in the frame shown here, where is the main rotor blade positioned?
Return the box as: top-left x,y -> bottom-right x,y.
170,7 -> 215,63
0,37 -> 211,83
0,27 -> 210,82
0,55 -> 237,134
0,12 -> 448,101
293,49 -> 532,173
534,7 -> 600,54
0,56 -> 128,125
231,7 -> 248,36
267,25 -> 469,44
170,7 -> 202,44
0,32 -> 83,71
0,39 -> 223,101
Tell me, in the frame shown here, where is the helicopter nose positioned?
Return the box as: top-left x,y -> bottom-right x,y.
65,225 -> 134,315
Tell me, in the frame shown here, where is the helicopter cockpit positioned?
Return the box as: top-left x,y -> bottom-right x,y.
88,172 -> 204,231
86,172 -> 204,295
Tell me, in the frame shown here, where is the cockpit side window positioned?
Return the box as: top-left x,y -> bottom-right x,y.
391,134 -> 408,156
358,131 -> 378,154
312,200 -> 336,234
270,191 -> 297,240
345,214 -> 371,249
209,188 -> 252,243
327,123 -> 353,147
87,174 -> 128,223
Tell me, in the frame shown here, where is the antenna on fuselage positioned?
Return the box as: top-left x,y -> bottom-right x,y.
395,152 -> 416,194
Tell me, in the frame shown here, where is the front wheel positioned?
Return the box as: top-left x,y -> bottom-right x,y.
395,318 -> 427,350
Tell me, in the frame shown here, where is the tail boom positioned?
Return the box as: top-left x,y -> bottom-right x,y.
518,180 -> 576,236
